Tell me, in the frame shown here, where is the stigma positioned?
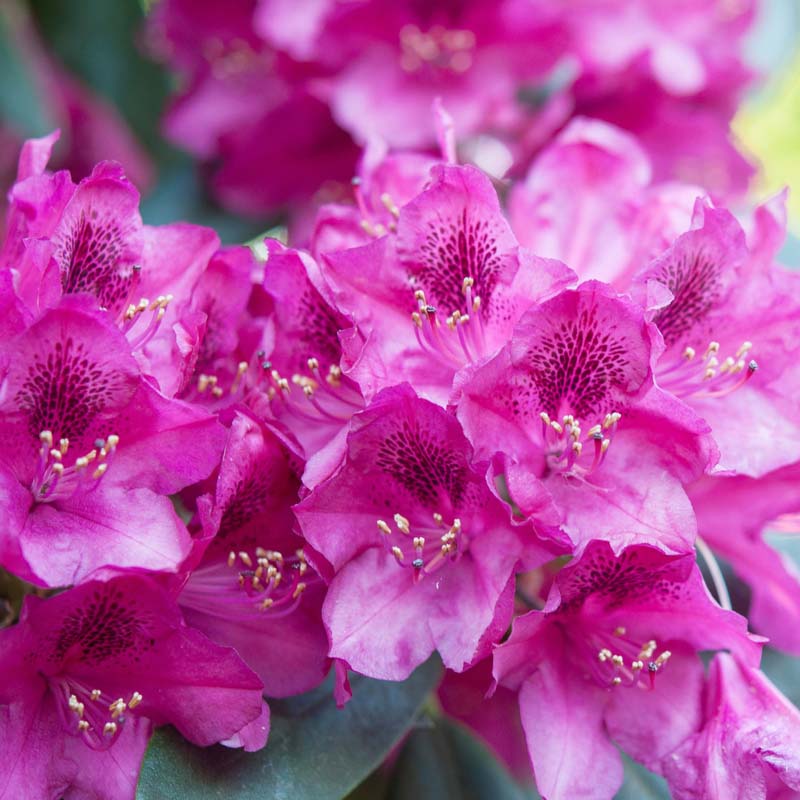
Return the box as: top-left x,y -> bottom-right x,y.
33,430 -> 118,502
411,279 -> 486,368
376,511 -> 463,581
62,683 -> 144,749
538,411 -> 620,477
657,340 -> 758,399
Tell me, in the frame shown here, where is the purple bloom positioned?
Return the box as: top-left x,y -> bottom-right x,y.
0,573 -> 267,800
320,163 -> 573,404
0,297 -> 224,586
664,652 -> 800,799
635,199 -> 800,478
456,281 -> 712,553
494,541 -> 760,800
295,383 -> 559,680
178,409 -> 330,697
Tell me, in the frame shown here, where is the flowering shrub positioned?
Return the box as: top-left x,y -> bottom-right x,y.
1,2 -> 800,799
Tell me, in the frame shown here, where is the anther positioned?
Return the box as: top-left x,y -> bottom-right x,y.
394,513 -> 411,534
391,546 -> 405,562
238,551 -> 253,567
77,720 -> 90,732
103,722 -> 117,736
129,691 -> 143,708
377,520 -> 392,535
90,689 -> 102,701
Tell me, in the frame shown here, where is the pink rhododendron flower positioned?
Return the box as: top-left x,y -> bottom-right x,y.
634,199 -> 800,478
493,541 -> 761,800
296,383 -> 559,680
0,574 -> 267,800
456,281 -> 713,553
0,297 -> 223,586
320,163 -> 574,404
178,409 -> 330,697
663,652 -> 800,799
690,464 -> 800,655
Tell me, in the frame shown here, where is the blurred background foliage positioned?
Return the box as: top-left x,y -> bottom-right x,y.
1,1 -> 800,798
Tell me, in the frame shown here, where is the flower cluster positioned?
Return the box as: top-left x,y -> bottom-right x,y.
3,106 -> 800,797
146,0 -> 758,215
2,4 -> 800,796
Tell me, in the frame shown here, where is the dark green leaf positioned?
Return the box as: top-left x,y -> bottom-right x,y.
387,715 -> 535,800
136,657 -> 442,800
614,754 -> 670,800
28,0 -> 169,155
0,5 -> 54,136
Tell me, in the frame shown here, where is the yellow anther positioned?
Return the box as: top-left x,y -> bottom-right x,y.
129,691 -> 143,708
238,551 -> 253,567
632,660 -> 644,671
103,722 -> 117,736
736,341 -> 752,357
59,438 -> 69,454
539,411 -> 551,425
550,421 -> 563,435
292,582 -> 307,599
639,640 -> 657,660
227,551 -> 236,568
90,689 -> 102,701
611,654 -> 624,667
433,512 -> 443,525
612,676 -> 622,686
377,520 -> 392,535
260,598 -> 274,610
52,463 -> 64,475
572,441 -> 583,457
391,546 -> 405,562
78,720 -> 90,732
394,513 -> 411,534
75,457 -> 89,470
92,464 -> 108,480
613,626 -> 626,636
40,430 -> 53,447
600,439 -> 610,454
655,650 -> 672,667
703,368 -> 716,381
704,341 -> 720,358
683,346 -> 696,360
412,536 -> 425,549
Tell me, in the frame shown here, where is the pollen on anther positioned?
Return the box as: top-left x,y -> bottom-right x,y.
103,722 -> 117,736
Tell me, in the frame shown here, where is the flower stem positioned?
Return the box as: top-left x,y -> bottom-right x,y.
695,536 -> 732,611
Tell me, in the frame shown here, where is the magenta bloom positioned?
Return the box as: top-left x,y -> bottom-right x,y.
493,541 -> 760,800
295,383 -> 558,680
664,653 -> 800,799
635,199 -> 800,478
256,240 -> 364,457
178,409 -> 330,697
690,464 -> 800,655
0,573 -> 267,800
0,297 -> 224,586
321,163 -> 574,404
2,137 -> 224,395
456,281 -> 712,553
508,117 -> 698,287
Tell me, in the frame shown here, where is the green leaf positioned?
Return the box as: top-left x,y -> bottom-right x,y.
386,715 -> 536,800
28,0 -> 169,156
614,754 -> 670,799
0,5 -> 54,136
136,657 -> 442,800
761,647 -> 800,708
